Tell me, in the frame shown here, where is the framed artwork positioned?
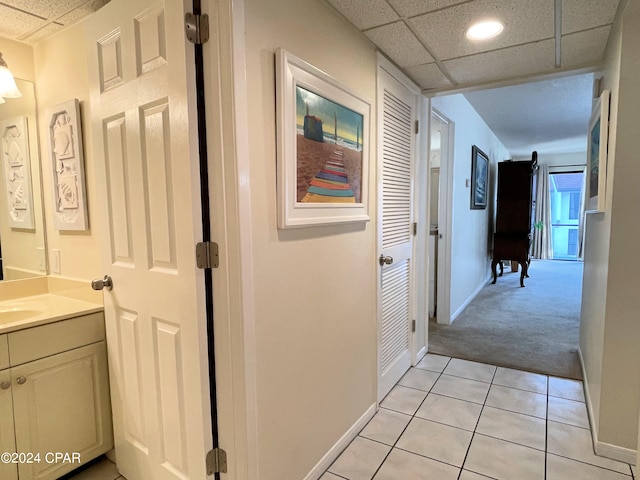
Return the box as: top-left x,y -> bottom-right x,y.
470,145 -> 488,210
48,98 -> 89,230
0,116 -> 35,229
275,48 -> 370,228
586,90 -> 610,213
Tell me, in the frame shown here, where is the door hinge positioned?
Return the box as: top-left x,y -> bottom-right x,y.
412,222 -> 417,236
185,12 -> 210,44
415,120 -> 419,134
196,241 -> 219,269
411,319 -> 416,332
206,448 -> 227,475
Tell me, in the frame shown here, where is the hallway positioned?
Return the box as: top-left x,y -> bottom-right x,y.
322,354 -> 635,480
428,260 -> 583,379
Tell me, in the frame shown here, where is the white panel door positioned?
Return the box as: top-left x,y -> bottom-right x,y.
377,66 -> 418,401
85,0 -> 212,479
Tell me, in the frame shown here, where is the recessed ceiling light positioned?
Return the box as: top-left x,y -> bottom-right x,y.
465,20 -> 504,41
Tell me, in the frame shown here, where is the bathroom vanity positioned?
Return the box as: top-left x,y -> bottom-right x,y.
0,293 -> 112,480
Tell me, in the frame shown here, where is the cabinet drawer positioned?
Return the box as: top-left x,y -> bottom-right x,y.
0,335 -> 7,370
8,312 -> 105,366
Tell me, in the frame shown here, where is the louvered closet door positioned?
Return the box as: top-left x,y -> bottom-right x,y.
377,67 -> 417,401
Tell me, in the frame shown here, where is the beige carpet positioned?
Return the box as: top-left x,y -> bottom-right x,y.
428,260 -> 583,379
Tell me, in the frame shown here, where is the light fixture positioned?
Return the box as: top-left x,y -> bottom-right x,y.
0,52 -> 22,99
465,19 -> 504,41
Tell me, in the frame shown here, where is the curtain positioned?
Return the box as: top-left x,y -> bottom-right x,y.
532,164 -> 552,259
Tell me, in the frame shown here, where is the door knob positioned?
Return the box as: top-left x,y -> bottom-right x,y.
91,275 -> 113,291
0,381 -> 10,390
379,255 -> 394,266
15,376 -> 26,385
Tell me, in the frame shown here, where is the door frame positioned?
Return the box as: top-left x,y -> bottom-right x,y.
199,0 -> 257,478
430,108 -> 454,326
376,54 -> 423,401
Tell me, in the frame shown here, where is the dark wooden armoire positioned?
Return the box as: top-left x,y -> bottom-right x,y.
491,151 -> 538,287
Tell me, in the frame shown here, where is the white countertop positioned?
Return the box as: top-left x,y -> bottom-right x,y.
0,293 -> 103,334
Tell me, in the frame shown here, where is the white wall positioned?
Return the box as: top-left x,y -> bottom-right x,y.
33,25 -> 102,281
431,94 -> 510,322
580,0 -> 640,459
243,0 -> 378,478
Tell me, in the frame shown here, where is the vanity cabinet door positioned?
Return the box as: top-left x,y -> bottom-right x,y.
0,368 -> 18,480
11,342 -> 113,480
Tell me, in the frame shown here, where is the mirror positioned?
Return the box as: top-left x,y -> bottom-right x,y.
0,78 -> 47,280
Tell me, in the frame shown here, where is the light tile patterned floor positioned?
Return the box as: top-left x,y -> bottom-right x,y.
323,354 -> 637,480
62,456 -> 124,480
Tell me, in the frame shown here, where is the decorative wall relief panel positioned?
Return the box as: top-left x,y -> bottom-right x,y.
98,29 -> 124,92
0,116 -> 35,229
135,6 -> 167,75
104,114 -> 134,265
48,99 -> 89,231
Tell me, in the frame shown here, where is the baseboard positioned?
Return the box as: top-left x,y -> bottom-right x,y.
578,348 -> 637,465
415,346 -> 427,365
450,275 -> 492,323
595,441 -> 637,465
304,403 -> 377,480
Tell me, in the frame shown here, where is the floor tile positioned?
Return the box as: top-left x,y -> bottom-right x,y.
548,395 -> 590,429
459,471 -> 496,480
415,353 -> 451,373
319,473 -> 344,480
380,385 -> 427,415
373,448 -> 459,480
476,406 -> 546,450
431,374 -> 491,404
464,434 -> 545,480
547,421 -> 630,474
549,376 -> 585,402
360,408 -> 411,446
397,367 -> 440,392
485,384 -> 547,418
328,436 -> 391,480
415,393 -> 482,431
64,457 -> 120,480
443,358 -> 496,383
396,417 -> 472,467
547,453 -> 633,479
493,366 -> 547,394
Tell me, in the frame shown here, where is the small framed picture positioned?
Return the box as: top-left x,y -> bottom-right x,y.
586,90 -> 610,213
471,145 -> 488,210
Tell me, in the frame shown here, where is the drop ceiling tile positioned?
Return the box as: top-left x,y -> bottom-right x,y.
1,0 -> 87,20
387,0 -> 469,18
57,0 -> 109,25
20,22 -> 63,44
365,21 -> 434,67
561,25 -> 611,68
326,0 -> 399,30
562,0 -> 620,35
444,39 -> 555,86
410,0 -> 554,61
0,4 -> 46,40
404,62 -> 452,90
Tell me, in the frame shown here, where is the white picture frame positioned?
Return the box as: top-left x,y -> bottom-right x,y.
48,98 -> 89,230
275,48 -> 370,228
585,90 -> 610,213
0,116 -> 35,229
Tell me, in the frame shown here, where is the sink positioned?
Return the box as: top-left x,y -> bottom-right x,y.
0,309 -> 43,323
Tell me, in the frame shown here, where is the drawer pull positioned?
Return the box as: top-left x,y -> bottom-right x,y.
15,376 -> 26,385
